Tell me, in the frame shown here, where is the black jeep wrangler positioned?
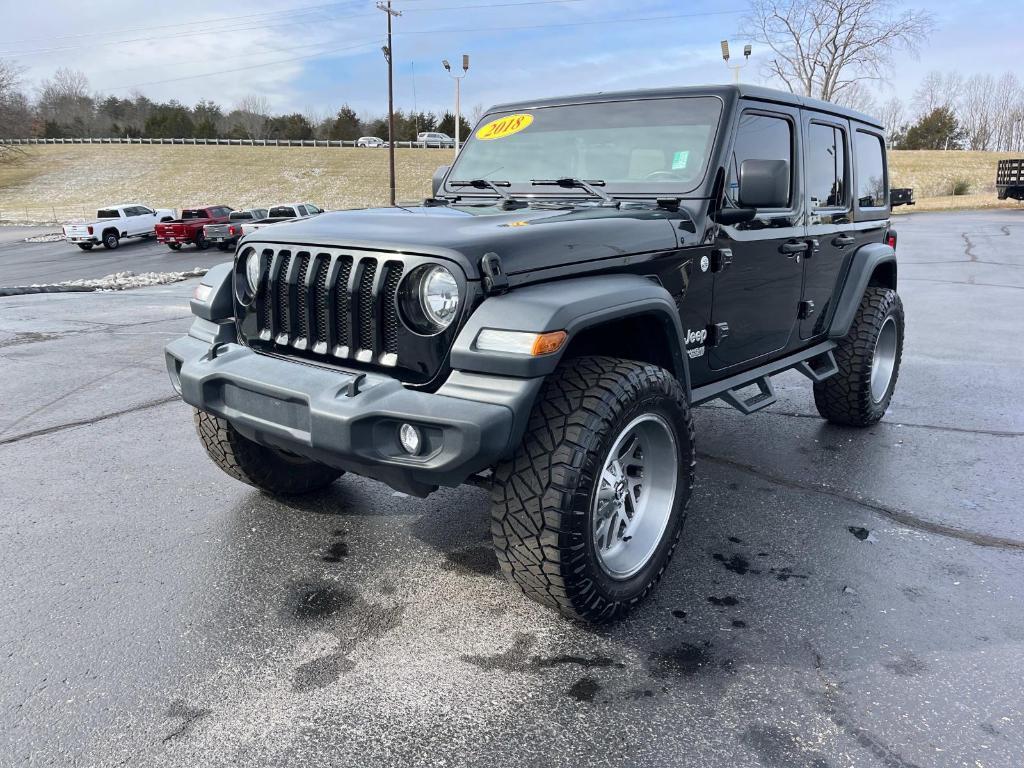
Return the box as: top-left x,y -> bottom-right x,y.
166,85 -> 903,622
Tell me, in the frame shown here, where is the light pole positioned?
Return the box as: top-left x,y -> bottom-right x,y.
378,0 -> 401,206
442,54 -> 469,155
720,40 -> 752,83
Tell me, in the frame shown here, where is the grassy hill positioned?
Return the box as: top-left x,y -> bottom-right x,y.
0,144 -> 1019,224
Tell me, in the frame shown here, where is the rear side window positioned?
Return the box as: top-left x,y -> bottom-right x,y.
229,211 -> 252,220
270,206 -> 296,217
182,209 -> 204,219
97,209 -> 120,219
297,205 -> 308,216
807,123 -> 847,209
855,131 -> 886,208
729,112 -> 793,208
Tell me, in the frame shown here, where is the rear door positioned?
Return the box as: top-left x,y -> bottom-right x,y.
709,104 -> 806,370
800,113 -> 852,338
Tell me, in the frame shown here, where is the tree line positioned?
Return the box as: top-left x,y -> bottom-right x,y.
0,65 -> 472,143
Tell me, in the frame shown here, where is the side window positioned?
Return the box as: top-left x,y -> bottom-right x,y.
297,205 -> 308,216
729,112 -> 793,209
807,123 -> 847,209
123,207 -> 139,216
855,131 -> 886,208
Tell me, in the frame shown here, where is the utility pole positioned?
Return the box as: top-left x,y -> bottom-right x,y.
442,54 -> 470,156
378,0 -> 401,206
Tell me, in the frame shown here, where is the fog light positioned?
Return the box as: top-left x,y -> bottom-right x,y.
399,423 -> 421,455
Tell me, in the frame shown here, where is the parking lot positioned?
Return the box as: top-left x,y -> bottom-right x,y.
1,209 -> 1022,767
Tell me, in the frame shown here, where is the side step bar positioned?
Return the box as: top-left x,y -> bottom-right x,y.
690,341 -> 838,413
719,376 -> 776,415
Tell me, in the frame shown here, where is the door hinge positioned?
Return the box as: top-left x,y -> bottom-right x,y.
798,300 -> 815,319
710,248 -> 733,273
706,321 -> 730,346
480,251 -> 509,295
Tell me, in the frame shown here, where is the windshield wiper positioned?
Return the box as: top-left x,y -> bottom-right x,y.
448,179 -> 525,209
531,177 -> 613,202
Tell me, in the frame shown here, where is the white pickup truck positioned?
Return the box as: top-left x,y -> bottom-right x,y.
239,202 -> 323,236
63,204 -> 175,251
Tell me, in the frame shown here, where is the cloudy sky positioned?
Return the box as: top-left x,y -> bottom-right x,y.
0,0 -> 1018,119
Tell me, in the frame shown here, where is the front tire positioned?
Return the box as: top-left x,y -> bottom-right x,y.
102,231 -> 119,250
490,356 -> 694,623
193,409 -> 343,495
814,286 -> 905,427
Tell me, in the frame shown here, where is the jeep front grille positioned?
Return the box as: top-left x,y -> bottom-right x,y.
247,246 -> 406,367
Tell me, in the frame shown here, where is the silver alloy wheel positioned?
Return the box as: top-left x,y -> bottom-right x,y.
592,413 -> 678,580
870,316 -> 898,402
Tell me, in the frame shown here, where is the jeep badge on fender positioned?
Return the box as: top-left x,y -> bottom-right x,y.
166,84 -> 902,624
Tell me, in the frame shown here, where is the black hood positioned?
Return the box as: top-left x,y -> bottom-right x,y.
241,204 -> 700,279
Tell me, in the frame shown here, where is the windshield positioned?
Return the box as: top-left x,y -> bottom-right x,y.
448,96 -> 722,197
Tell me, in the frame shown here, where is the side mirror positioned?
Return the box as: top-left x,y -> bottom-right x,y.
432,165 -> 451,197
739,159 -> 790,209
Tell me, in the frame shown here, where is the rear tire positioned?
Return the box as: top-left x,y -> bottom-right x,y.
813,287 -> 904,427
193,408 -> 343,495
167,243 -> 182,251
102,230 -> 119,250
195,232 -> 209,250
77,243 -> 93,251
490,356 -> 694,623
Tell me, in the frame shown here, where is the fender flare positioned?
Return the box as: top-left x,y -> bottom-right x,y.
450,274 -> 691,396
189,261 -> 234,321
828,242 -> 897,339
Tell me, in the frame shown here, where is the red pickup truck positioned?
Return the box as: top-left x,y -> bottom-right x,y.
155,206 -> 233,250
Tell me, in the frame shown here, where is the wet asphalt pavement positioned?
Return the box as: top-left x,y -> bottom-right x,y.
0,227 -> 230,287
1,210 -> 1022,767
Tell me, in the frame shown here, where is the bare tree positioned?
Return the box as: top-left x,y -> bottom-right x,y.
959,74 -> 996,150
912,69 -> 961,116
877,95 -> 904,139
470,103 -> 485,125
0,59 -> 31,159
230,94 -> 272,139
37,67 -> 95,134
992,72 -> 1024,152
743,0 -> 933,102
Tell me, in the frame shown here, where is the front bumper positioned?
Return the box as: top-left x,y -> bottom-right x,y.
165,329 -> 540,496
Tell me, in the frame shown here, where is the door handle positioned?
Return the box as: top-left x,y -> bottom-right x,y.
831,234 -> 856,247
780,241 -> 809,255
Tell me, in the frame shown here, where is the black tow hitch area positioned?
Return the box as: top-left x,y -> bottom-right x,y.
481,252 -> 510,295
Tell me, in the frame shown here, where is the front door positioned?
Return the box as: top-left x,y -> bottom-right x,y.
709,105 -> 806,370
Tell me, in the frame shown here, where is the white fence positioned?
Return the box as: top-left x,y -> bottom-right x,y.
2,137 -> 447,148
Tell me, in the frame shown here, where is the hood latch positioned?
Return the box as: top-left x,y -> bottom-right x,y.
481,252 -> 510,296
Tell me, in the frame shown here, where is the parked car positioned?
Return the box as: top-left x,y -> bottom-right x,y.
240,202 -> 323,236
155,206 -> 233,250
357,136 -> 386,147
996,158 -> 1024,201
168,84 -> 902,623
890,188 -> 915,207
203,209 -> 268,250
63,204 -> 175,251
417,131 -> 455,148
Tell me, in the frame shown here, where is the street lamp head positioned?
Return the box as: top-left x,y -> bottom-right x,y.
442,59 -> 451,72
743,44 -> 752,59
462,54 -> 470,72
720,40 -> 730,62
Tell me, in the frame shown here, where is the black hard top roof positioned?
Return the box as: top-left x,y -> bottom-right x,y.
489,83 -> 883,130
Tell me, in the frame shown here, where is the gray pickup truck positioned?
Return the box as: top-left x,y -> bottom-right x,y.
167,84 -> 903,622
203,209 -> 269,251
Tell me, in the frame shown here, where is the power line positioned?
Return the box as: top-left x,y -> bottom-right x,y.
0,1 -> 369,48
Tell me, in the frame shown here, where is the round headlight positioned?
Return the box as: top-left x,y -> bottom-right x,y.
419,265 -> 459,329
245,250 -> 262,296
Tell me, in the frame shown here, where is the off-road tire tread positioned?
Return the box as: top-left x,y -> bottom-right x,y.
490,356 -> 694,623
813,287 -> 904,427
193,408 -> 342,495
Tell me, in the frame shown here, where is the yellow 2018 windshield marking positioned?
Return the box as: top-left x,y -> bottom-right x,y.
476,113 -> 534,140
